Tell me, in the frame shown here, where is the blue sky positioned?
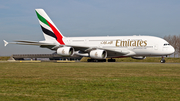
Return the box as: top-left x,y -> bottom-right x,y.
0,0 -> 180,56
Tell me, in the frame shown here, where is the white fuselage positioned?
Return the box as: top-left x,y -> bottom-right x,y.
62,35 -> 174,58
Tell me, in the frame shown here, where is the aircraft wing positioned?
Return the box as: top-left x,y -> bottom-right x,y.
68,44 -> 130,57
4,40 -> 130,56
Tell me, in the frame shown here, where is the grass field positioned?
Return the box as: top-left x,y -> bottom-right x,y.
0,62 -> 180,101
0,56 -> 10,60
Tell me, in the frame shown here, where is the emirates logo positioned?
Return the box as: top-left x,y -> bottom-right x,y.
62,49 -> 65,54
95,52 -> 98,57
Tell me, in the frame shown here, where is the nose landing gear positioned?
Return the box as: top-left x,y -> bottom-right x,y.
160,56 -> 166,63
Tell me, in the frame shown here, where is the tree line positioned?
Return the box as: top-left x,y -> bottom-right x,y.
164,35 -> 180,57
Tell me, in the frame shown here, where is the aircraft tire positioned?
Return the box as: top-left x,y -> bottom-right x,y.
108,59 -> 116,62
160,59 -> 165,63
87,59 -> 93,62
87,59 -> 106,62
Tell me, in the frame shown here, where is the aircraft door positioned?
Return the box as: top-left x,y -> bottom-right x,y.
68,39 -> 72,44
84,38 -> 89,44
154,44 -> 158,50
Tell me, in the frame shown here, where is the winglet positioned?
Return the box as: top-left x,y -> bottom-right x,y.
3,40 -> 8,46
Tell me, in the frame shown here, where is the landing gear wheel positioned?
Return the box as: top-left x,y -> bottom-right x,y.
160,59 -> 165,63
87,59 -> 106,62
160,56 -> 166,63
108,58 -> 116,62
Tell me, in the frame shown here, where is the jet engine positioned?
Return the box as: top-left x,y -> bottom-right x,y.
57,47 -> 74,56
131,56 -> 146,60
90,50 -> 107,59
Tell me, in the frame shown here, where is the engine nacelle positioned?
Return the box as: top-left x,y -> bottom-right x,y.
131,56 -> 146,60
90,50 -> 107,59
57,47 -> 74,56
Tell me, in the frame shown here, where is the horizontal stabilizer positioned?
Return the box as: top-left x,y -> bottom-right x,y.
3,40 -> 8,46
14,40 -> 55,46
15,40 -> 40,43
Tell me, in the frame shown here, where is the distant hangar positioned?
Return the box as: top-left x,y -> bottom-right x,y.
10,54 -> 82,61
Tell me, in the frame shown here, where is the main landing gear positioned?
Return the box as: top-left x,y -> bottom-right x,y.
160,56 -> 166,63
87,59 -> 106,62
108,58 -> 116,62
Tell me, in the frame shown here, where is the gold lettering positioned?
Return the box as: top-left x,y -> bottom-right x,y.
101,41 -> 113,45
121,41 -> 128,47
144,40 -> 147,46
132,40 -> 136,46
116,40 -> 120,47
127,39 -> 130,46
115,39 -> 147,47
62,49 -> 65,54
137,40 -> 140,46
108,41 -> 113,44
95,52 -> 98,57
130,41 -> 133,46
139,40 -> 143,46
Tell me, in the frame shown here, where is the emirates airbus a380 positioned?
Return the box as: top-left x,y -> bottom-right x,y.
3,9 -> 175,63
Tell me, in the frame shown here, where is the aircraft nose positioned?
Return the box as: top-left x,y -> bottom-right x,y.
169,46 -> 175,54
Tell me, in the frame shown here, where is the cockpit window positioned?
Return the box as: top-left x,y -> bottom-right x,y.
164,43 -> 170,46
